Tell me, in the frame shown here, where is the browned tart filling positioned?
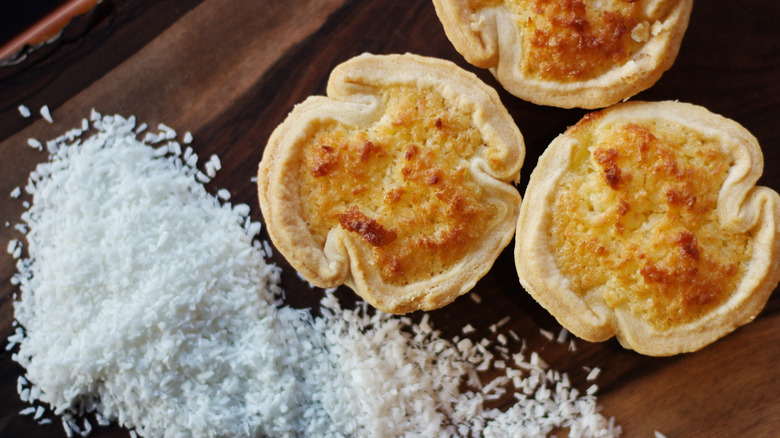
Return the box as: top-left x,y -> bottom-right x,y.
300,85 -> 500,286
435,0 -> 692,108
551,116 -> 752,330
259,53 -> 524,314
515,101 -> 780,355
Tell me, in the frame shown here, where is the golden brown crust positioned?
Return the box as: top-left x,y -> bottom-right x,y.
258,53 -> 524,314
515,101 -> 780,355
432,0 -> 693,108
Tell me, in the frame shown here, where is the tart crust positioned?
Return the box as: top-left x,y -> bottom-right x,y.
432,0 -> 693,109
258,53 -> 524,314
515,101 -> 780,355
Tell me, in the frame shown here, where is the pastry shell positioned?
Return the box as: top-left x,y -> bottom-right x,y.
432,0 -> 693,109
258,53 -> 525,314
515,101 -> 780,355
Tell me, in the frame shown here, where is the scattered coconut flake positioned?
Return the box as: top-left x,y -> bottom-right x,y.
158,123 -> 176,140
540,328 -> 554,341
209,154 -> 222,171
195,170 -> 211,183
217,188 -> 231,200
62,419 -> 73,438
654,431 -> 667,438
587,367 -> 602,381
27,138 -> 43,150
19,105 -> 31,118
262,240 -> 273,258
39,105 -> 53,123
557,327 -> 569,344
183,132 -> 193,144
463,324 -> 476,335
205,161 -> 217,178
469,292 -> 482,304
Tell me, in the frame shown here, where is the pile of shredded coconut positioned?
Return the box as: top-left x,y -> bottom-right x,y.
6,110 -> 621,437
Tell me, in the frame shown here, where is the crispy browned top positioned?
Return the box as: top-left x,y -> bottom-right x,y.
298,85 -> 501,286
468,0 -> 669,82
550,116 -> 752,329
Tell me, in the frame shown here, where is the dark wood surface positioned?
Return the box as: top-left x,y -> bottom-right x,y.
1,1 -> 779,436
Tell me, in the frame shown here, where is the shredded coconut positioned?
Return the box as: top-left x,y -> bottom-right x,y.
27,138 -> 42,150
19,105 -> 31,118
8,112 -> 621,438
39,105 -> 53,123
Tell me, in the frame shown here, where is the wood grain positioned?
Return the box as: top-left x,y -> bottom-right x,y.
1,1 -> 779,437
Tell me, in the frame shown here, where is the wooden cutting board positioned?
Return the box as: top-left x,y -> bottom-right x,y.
1,1 -> 779,436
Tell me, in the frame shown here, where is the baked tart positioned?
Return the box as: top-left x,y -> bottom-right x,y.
432,0 -> 694,108
258,53 -> 524,314
515,101 -> 780,355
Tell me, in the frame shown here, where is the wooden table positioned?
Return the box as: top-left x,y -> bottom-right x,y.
1,1 -> 779,436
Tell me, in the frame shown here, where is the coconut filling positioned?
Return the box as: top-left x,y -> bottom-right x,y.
550,119 -> 753,330
298,85 -> 502,286
468,0 -> 675,82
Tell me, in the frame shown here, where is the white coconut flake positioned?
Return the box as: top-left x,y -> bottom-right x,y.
654,431 -> 667,438
7,239 -> 18,254
217,188 -> 231,201
158,123 -> 176,140
27,138 -> 43,150
195,171 -> 211,183
8,112 -> 622,438
19,105 -> 32,118
40,105 -> 53,123
587,367 -> 601,381
262,240 -> 273,258
209,154 -> 222,171
557,327 -> 569,344
205,161 -> 217,178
